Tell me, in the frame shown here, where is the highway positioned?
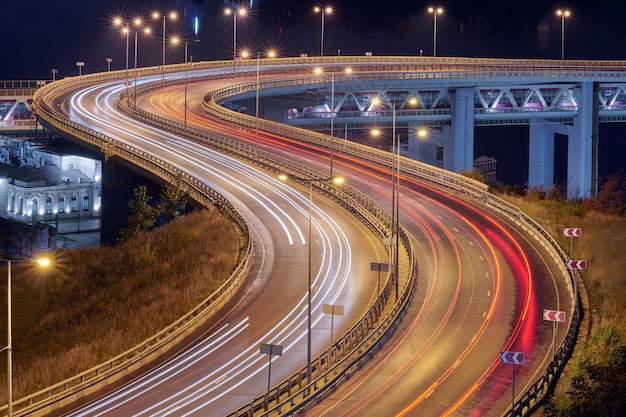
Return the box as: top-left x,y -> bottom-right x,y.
33,59 -> 574,416
47,77 -> 387,416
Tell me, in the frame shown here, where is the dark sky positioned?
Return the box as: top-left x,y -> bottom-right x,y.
2,0 -> 626,185
3,1 -> 626,80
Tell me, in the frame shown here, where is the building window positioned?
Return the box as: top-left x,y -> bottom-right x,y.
46,196 -> 53,214
58,195 -> 65,213
70,194 -> 77,212
82,191 -> 89,211
31,198 -> 39,216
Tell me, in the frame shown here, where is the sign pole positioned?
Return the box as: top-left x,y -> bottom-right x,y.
511,363 -> 515,414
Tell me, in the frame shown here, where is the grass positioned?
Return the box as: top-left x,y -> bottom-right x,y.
1,191 -> 623,412
0,208 -> 245,401
499,193 -> 626,414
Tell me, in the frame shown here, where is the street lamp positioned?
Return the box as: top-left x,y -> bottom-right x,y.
224,6 -> 247,71
153,11 -> 177,79
314,6 -> 332,60
371,95 -> 412,300
428,6 -> 443,62
173,37 -> 191,128
278,174 -> 344,385
106,57 -> 112,72
556,9 -> 571,61
1,257 -> 51,417
131,20 -> 151,109
314,66 -> 353,177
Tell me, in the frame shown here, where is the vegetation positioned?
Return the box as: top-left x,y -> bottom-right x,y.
0,208 -> 243,401
494,171 -> 626,416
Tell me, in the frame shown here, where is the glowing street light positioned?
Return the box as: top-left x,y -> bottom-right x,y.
314,66 -> 353,176
556,9 -> 571,61
314,6 -> 332,59
2,257 -> 51,417
428,6 -> 444,61
224,6 -> 247,71
278,174 -> 344,385
153,11 -> 177,79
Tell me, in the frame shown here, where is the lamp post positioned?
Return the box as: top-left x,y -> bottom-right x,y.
75,61 -> 84,76
279,174 -> 344,385
371,95 -> 409,300
132,21 -> 151,109
106,57 -> 112,72
314,66 -> 353,177
2,257 -> 51,417
153,11 -> 177,79
314,6 -> 332,60
556,9 -> 570,61
50,68 -> 58,82
225,6 -> 247,72
428,6 -> 443,62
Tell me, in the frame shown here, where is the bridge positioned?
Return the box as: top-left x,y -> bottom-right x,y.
4,55 -> 589,417
5,58 -> 626,198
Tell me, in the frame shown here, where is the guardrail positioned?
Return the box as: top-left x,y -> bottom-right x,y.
27,55 -> 592,416
193,67 -> 583,416
116,89 -> 418,417
13,87 -> 257,417
126,66 -> 579,416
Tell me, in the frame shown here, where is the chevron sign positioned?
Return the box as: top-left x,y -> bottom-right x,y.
543,309 -> 566,322
566,260 -> 587,270
563,228 -> 582,237
500,351 -> 525,365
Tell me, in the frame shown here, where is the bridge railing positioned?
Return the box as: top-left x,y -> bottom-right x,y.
27,55 -> 598,416
24,60 -> 413,417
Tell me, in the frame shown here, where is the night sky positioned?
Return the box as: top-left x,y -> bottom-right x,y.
2,0 -> 626,185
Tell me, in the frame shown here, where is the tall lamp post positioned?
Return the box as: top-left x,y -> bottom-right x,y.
314,6 -> 332,61
314,66 -> 352,177
132,21 -> 151,109
225,6 -> 247,72
556,9 -> 570,61
428,6 -> 443,63
371,95 -> 415,300
2,257 -> 51,417
153,11 -> 177,79
279,174 -> 344,385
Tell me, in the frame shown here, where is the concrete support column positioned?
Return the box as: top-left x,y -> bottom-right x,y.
443,87 -> 474,172
528,122 -> 556,189
569,82 -> 595,198
407,122 -> 438,165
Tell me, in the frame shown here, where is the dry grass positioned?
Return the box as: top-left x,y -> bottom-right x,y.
502,194 -> 626,332
0,209 -> 244,400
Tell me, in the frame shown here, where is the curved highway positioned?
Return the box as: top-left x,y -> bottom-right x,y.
47,77 -> 387,416
34,58 -> 574,417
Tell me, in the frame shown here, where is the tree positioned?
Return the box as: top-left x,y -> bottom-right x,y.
159,174 -> 188,221
118,185 -> 161,242
593,171 -> 626,216
458,167 -> 485,183
545,325 -> 626,416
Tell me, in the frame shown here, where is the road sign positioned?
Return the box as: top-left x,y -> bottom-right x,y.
566,260 -> 587,270
543,309 -> 566,322
260,343 -> 283,356
500,351 -> 525,365
370,262 -> 389,272
563,228 -> 582,237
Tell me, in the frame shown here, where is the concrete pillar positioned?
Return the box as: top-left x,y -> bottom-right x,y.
569,82 -> 595,198
443,87 -> 474,172
528,123 -> 556,189
407,122 -> 438,166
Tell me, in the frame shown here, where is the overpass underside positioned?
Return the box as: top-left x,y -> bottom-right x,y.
269,80 -> 626,198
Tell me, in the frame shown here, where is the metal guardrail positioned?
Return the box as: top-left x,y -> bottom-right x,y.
115,88 -> 418,416
26,55 -> 593,416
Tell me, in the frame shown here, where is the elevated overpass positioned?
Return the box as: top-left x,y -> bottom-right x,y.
21,55 -> 590,417
215,57 -> 626,198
